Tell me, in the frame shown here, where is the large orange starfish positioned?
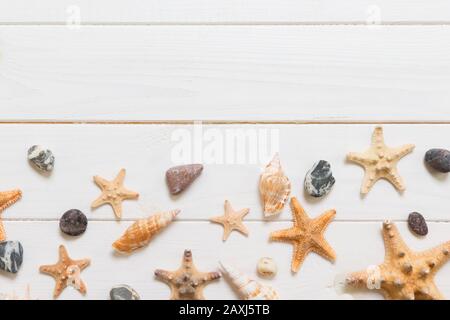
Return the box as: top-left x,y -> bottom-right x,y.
347,126 -> 415,194
39,245 -> 90,298
154,249 -> 221,300
91,168 -> 139,219
270,197 -> 336,273
210,200 -> 249,241
0,190 -> 22,241
346,221 -> 450,300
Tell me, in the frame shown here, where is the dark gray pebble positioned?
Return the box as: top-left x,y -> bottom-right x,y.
59,209 -> 88,236
0,241 -> 24,273
425,148 -> 450,173
110,285 -> 140,300
408,212 -> 428,236
27,145 -> 55,172
304,160 -> 335,198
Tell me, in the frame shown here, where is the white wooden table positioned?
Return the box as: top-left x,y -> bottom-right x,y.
0,1 -> 449,300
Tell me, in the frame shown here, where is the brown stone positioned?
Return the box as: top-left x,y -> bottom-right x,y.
408,212 -> 428,236
166,164 -> 203,195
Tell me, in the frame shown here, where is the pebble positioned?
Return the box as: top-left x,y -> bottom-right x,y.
59,209 -> 88,236
256,257 -> 277,278
110,285 -> 140,300
408,212 -> 428,236
425,148 -> 450,173
166,164 -> 203,195
304,160 -> 335,197
27,145 -> 55,172
0,241 -> 24,273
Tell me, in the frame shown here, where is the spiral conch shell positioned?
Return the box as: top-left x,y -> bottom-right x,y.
219,262 -> 279,300
259,153 -> 291,217
113,209 -> 180,254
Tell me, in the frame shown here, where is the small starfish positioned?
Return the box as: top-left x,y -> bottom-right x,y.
346,221 -> 450,300
39,245 -> 90,299
91,168 -> 139,219
270,197 -> 336,273
210,200 -> 249,241
0,189 -> 22,241
154,249 -> 221,300
347,126 -> 415,194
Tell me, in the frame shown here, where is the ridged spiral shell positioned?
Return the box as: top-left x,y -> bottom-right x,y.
259,154 -> 291,217
112,210 -> 179,253
219,262 -> 279,300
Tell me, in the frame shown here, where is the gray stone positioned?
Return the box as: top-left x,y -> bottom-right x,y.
166,164 -> 203,195
408,212 -> 428,236
425,148 -> 450,173
28,145 -> 55,172
304,160 -> 335,198
110,285 -> 140,300
60,209 -> 88,236
0,241 -> 23,273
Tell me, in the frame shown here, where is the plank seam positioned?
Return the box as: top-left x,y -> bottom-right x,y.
3,218 -> 450,223
1,22 -> 450,26
3,120 -> 450,125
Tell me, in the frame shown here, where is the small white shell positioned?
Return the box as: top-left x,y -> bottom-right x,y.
259,153 -> 291,217
220,262 -> 279,300
256,257 -> 277,278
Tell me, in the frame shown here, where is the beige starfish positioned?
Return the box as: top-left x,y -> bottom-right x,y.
270,197 -> 336,273
39,245 -> 90,299
347,126 -> 415,194
346,221 -> 450,300
0,189 -> 22,241
154,249 -> 221,300
91,168 -> 139,219
210,200 -> 249,241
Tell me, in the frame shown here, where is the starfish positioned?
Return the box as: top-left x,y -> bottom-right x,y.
0,189 -> 22,241
39,245 -> 90,299
210,200 -> 249,241
347,126 -> 415,194
346,221 -> 450,300
91,168 -> 139,219
270,197 -> 336,273
154,249 -> 221,300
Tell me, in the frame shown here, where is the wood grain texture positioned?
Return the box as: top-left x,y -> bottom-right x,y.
1,1 -> 450,24
1,220 -> 449,300
1,26 -> 450,121
0,123 -> 449,221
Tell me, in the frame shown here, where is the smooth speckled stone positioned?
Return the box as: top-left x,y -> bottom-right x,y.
304,160 -> 335,198
110,285 -> 140,300
408,212 -> 428,236
166,164 -> 203,195
59,209 -> 88,236
425,148 -> 450,173
0,241 -> 23,273
27,145 -> 55,172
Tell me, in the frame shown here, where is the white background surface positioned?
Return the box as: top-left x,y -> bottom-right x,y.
0,2 -> 449,300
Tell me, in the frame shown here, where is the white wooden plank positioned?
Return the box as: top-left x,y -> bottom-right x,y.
1,1 -> 450,24
1,26 -> 450,121
0,123 -> 449,221
1,220 -> 449,300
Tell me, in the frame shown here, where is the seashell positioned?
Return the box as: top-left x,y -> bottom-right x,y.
219,262 -> 279,300
0,285 -> 34,300
112,209 -> 180,254
256,257 -> 277,278
259,153 -> 291,217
